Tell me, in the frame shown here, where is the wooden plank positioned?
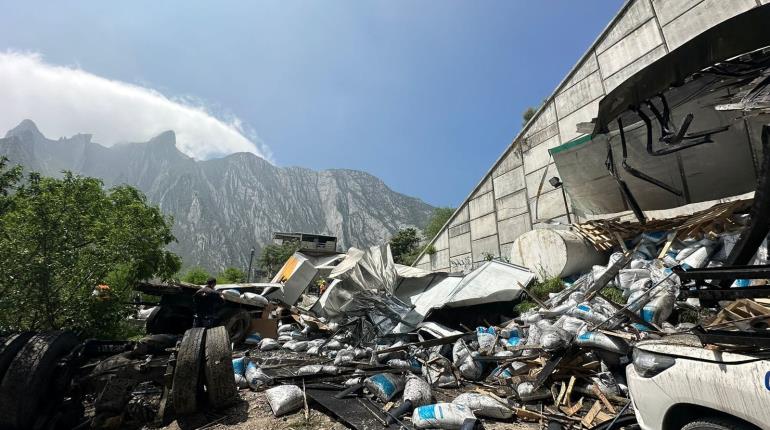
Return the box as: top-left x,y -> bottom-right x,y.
591,384 -> 616,414
555,382 -> 567,406
595,411 -> 614,424
560,397 -> 583,416
564,376 -> 576,406
581,401 -> 602,427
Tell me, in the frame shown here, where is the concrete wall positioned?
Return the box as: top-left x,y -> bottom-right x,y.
415,0 -> 765,272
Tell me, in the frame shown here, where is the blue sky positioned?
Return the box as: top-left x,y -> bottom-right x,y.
0,1 -> 623,207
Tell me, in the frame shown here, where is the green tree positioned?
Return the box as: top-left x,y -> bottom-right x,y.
0,156 -> 22,216
258,240 -> 300,277
389,227 -> 422,265
423,207 -> 455,242
0,170 -> 180,338
218,266 -> 247,284
181,266 -> 211,285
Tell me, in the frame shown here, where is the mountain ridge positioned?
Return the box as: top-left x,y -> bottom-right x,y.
0,120 -> 434,272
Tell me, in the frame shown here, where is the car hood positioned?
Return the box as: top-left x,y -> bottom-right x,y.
636,335 -> 766,363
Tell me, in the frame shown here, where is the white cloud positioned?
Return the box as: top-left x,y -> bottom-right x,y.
0,51 -> 272,161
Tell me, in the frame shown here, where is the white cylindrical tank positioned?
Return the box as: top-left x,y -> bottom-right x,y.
510,228 -> 605,279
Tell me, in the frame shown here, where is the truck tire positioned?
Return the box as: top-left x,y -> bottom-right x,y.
681,417 -> 755,430
204,326 -> 237,408
0,332 -> 34,383
146,306 -> 193,335
172,327 -> 205,415
219,309 -> 250,345
0,331 -> 80,430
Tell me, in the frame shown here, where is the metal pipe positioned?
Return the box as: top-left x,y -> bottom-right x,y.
246,247 -> 255,282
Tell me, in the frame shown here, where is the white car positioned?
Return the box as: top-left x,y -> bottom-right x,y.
626,335 -> 770,430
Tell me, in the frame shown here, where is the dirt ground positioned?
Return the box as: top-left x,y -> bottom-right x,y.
159,388 -> 539,430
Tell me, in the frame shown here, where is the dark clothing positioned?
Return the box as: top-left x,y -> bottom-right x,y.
193,286 -> 224,328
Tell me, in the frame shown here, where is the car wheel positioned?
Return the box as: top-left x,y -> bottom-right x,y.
204,326 -> 237,408
220,309 -> 251,345
682,416 -> 755,430
0,331 -> 80,430
146,306 -> 193,335
172,327 -> 206,416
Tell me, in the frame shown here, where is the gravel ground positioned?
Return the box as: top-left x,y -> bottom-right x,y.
159,388 -> 539,430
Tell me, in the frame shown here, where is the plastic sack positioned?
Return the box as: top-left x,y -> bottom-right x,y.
265,385 -> 304,416
489,365 -> 512,382
476,327 -> 497,355
516,381 -> 551,401
412,403 -> 475,429
539,325 -> 569,351
575,331 -> 629,354
387,359 -> 420,372
675,241 -> 700,261
306,339 -> 325,348
241,292 -> 268,306
540,298 -> 577,318
364,373 -> 405,402
592,265 -> 615,287
334,349 -> 356,365
221,289 -> 240,299
290,331 -> 308,340
244,333 -> 262,345
568,303 -> 606,325
500,325 -> 519,339
282,340 -> 309,352
344,377 -> 362,386
306,346 -> 320,355
259,338 -> 280,351
245,361 -> 273,390
234,373 -> 248,389
617,269 -> 650,290
452,392 -> 512,419
277,323 -> 297,334
453,339 -> 483,380
324,339 -> 343,350
555,315 -> 585,335
296,365 -> 340,376
403,375 -> 432,406
354,348 -> 370,359
519,311 -> 543,324
494,350 -> 515,358
681,246 -> 713,269
641,290 -> 675,325
232,356 -> 249,376
277,335 -> 293,343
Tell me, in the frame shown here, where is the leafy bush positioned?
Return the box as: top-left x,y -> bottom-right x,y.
182,266 -> 211,285
258,240 -> 300,278
389,228 -> 422,265
218,266 -> 247,283
513,276 -> 564,316
0,167 -> 180,338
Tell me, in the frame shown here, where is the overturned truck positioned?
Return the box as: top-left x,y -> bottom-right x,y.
0,326 -> 238,430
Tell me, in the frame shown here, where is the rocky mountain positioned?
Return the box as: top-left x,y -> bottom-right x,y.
0,120 -> 434,272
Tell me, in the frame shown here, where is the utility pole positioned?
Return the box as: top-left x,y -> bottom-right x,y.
246,247 -> 255,282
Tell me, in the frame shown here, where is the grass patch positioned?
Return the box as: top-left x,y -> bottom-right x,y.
513,300 -> 538,315
513,276 -> 564,316
600,286 -> 625,304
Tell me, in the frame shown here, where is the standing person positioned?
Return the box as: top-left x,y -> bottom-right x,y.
193,277 -> 224,328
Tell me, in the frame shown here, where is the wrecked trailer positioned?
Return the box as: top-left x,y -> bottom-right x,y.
0,326 -> 239,430
134,280 -> 271,344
